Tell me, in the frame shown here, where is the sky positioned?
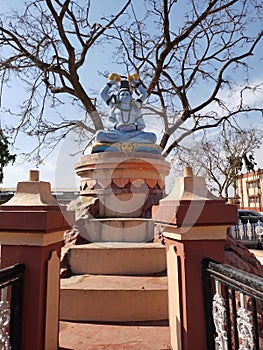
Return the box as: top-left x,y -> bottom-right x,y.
0,0 -> 263,191
0,0 -> 122,189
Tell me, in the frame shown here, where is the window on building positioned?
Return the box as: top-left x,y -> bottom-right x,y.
248,196 -> 260,205
247,180 -> 259,189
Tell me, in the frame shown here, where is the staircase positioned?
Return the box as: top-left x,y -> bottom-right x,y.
60,241 -> 168,322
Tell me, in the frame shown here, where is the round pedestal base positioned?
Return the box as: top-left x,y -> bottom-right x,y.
75,152 -> 170,218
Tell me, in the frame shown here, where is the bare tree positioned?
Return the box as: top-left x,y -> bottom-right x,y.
0,0 -> 262,162
174,126 -> 262,200
0,0 -> 131,162
110,0 -> 263,156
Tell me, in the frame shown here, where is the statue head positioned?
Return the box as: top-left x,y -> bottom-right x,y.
118,80 -> 132,104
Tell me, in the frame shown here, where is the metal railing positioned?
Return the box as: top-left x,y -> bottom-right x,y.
230,220 -> 263,248
202,258 -> 263,350
0,263 -> 25,350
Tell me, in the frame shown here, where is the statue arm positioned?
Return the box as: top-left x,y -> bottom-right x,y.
132,77 -> 147,130
104,119 -> 115,130
100,73 -> 119,106
131,78 -> 148,104
100,83 -> 114,106
135,115 -> 146,130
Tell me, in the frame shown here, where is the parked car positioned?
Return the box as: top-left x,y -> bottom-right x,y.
238,209 -> 263,224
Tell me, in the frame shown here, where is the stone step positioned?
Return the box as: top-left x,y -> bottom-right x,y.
82,218 -> 154,242
68,242 -> 166,275
59,320 -> 170,350
60,274 -> 168,322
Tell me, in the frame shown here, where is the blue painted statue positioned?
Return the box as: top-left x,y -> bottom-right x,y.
91,73 -> 161,154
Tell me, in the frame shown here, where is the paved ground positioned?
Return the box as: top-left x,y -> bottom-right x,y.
59,320 -> 171,350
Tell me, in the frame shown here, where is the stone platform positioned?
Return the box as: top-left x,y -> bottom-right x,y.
74,152 -> 170,242
59,152 -> 170,324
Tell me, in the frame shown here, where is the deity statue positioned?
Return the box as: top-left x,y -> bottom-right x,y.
91,73 -> 161,154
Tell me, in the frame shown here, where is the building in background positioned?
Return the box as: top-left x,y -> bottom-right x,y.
236,169 -> 263,212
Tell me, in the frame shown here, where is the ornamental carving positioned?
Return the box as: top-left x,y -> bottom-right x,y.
0,296 -> 11,350
212,281 -> 228,350
237,293 -> 254,350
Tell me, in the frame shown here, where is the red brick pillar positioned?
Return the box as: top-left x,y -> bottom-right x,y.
0,170 -> 74,350
152,167 -> 237,350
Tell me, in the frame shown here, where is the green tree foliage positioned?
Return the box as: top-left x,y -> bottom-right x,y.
243,154 -> 257,173
227,153 -> 257,193
0,130 -> 16,183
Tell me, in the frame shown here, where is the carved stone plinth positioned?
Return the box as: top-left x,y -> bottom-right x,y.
75,152 -> 170,219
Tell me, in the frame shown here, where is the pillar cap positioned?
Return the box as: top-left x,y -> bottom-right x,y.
0,170 -> 75,232
164,166 -> 217,202
1,170 -> 58,209
152,167 -> 237,227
